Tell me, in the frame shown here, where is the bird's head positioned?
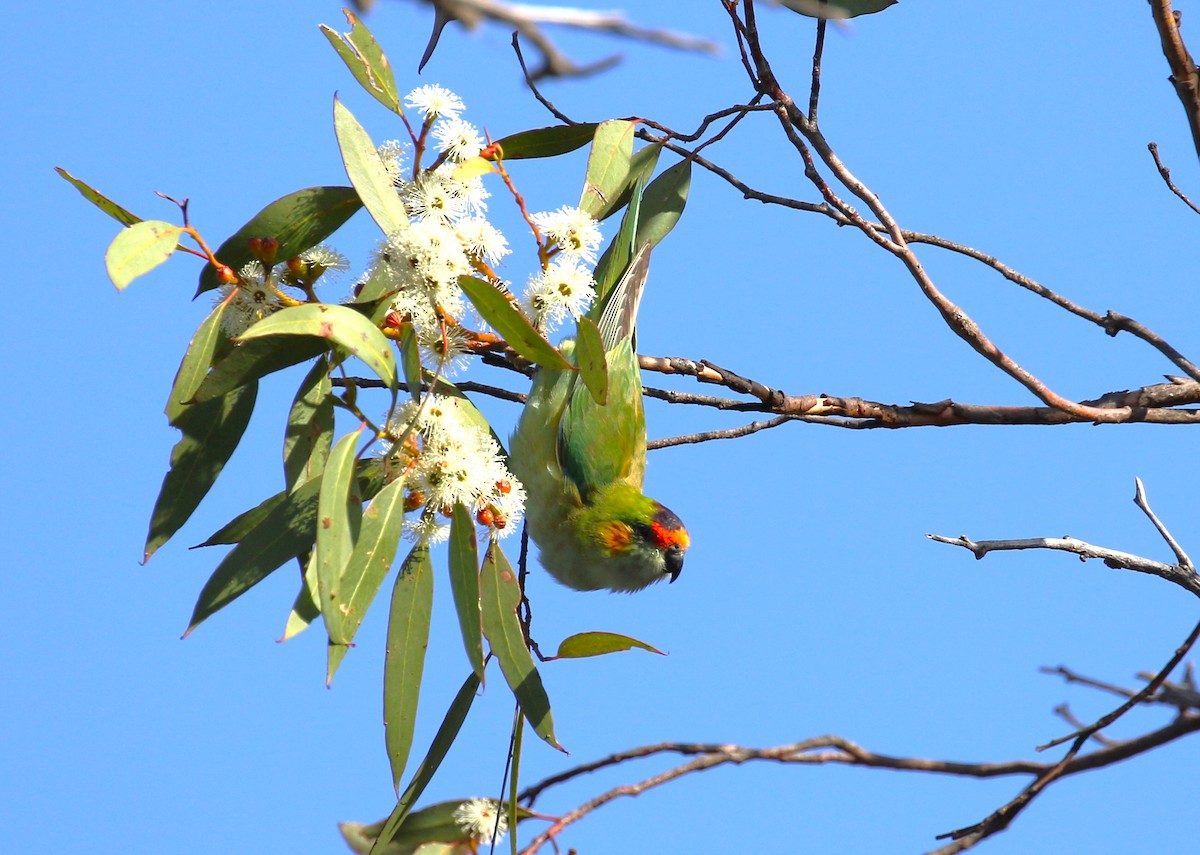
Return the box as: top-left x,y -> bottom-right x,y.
577,484 -> 690,591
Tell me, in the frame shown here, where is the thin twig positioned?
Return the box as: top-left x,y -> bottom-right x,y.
1134,476 -> 1194,571
1148,141 -> 1200,215
647,415 -> 795,449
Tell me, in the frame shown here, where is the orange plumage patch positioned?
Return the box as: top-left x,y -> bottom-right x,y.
597,521 -> 634,553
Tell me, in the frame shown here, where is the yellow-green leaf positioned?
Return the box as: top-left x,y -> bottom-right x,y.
451,156 -> 495,183
318,429 -> 364,650
553,631 -> 665,659
280,554 -> 321,642
327,476 -> 408,682
574,316 -> 608,405
448,505 -> 484,682
238,303 -> 398,390
370,672 -> 481,855
320,10 -> 401,113
334,97 -> 408,236
106,220 -> 184,290
480,543 -> 561,751
283,358 -> 334,490
457,276 -> 572,371
579,119 -> 635,220
384,542 -> 435,792
165,299 -> 231,425
55,167 -> 141,226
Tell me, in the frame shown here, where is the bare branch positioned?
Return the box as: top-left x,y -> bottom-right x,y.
515,715 -> 1200,855
647,415 -> 795,449
1148,141 -> 1200,215
399,0 -> 719,81
1134,476 -> 1194,571
1148,0 -> 1200,162
927,533 -> 1200,598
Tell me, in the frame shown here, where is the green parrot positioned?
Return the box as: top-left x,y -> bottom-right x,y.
509,242 -> 690,592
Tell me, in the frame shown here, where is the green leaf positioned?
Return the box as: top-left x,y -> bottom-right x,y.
480,543 -> 562,751
779,0 -> 897,18
397,323 -> 423,401
492,123 -> 599,159
55,167 -> 141,226
283,357 -> 334,490
192,335 -> 330,403
384,542 -> 434,792
370,672 -> 481,855
327,476 -> 408,681
165,300 -> 231,425
184,475 -> 323,635
194,490 -> 289,547
578,119 -> 635,220
144,383 -> 257,562
603,143 -> 662,217
238,303 -> 398,390
592,176 -> 645,311
457,276 -> 572,371
573,316 -> 608,405
447,505 -> 484,682
320,11 -> 400,113
280,553 -> 321,642
106,220 -> 184,291
334,97 -> 408,236
637,158 -> 692,250
553,631 -> 665,659
317,429 -> 364,650
196,186 -> 362,296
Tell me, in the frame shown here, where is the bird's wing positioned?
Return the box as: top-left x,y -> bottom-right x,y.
556,245 -> 653,496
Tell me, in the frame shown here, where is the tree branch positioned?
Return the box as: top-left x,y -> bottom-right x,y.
1148,0 -> 1200,162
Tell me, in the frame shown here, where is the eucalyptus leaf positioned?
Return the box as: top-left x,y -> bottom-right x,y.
574,316 -> 608,405
320,11 -> 401,113
106,220 -> 184,291
327,476 -> 408,682
492,123 -> 599,159
317,429 -> 364,649
238,303 -> 398,390
480,543 -> 561,751
55,167 -> 141,226
578,119 -> 635,220
144,383 -> 257,562
553,631 -> 665,659
384,542 -> 435,791
457,276 -> 572,371
779,0 -> 897,18
283,357 -> 334,490
370,672 -> 480,854
448,505 -> 484,682
184,474 -> 323,635
334,97 -> 409,236
196,186 -> 362,296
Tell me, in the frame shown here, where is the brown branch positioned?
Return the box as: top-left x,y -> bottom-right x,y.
1148,141 -> 1200,215
515,716 -> 1200,855
400,0 -> 719,82
1149,0 -> 1200,162
932,620 -> 1200,851
927,533 -> 1200,599
647,415 -> 794,449
930,475 -> 1200,597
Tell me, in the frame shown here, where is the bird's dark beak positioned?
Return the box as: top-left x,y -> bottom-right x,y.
664,545 -> 685,583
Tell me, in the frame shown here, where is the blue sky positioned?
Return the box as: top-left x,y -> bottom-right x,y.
7,2 -> 1200,853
